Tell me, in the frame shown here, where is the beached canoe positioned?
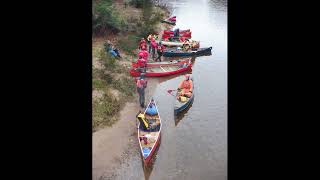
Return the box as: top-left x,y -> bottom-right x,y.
163,29 -> 191,35
163,47 -> 212,57
129,59 -> 192,77
156,40 -> 200,48
131,58 -> 191,68
174,77 -> 194,115
161,17 -> 176,25
162,32 -> 191,39
137,98 -> 162,165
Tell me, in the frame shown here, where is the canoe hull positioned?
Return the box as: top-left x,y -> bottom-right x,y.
130,63 -> 192,77
161,19 -> 176,25
143,133 -> 161,165
163,29 -> 191,35
131,58 -> 191,68
174,95 -> 194,115
163,47 -> 212,57
137,99 -> 162,166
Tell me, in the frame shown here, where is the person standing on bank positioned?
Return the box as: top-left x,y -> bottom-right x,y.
136,73 -> 148,108
155,41 -> 165,62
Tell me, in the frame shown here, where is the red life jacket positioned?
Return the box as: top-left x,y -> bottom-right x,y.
136,79 -> 146,88
182,80 -> 191,89
137,58 -> 146,67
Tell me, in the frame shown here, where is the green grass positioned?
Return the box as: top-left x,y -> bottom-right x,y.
117,34 -> 140,56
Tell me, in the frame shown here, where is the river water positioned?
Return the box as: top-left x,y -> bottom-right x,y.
114,0 -> 227,179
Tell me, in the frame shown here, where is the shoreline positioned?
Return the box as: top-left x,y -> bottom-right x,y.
92,4 -> 172,179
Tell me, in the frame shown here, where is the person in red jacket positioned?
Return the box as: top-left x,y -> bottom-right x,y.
136,73 -> 148,108
150,39 -> 157,59
139,38 -> 147,50
136,52 -> 147,72
177,74 -> 193,99
155,41 -> 165,62
140,46 -> 149,60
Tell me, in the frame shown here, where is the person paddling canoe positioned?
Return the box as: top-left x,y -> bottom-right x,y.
177,74 -> 193,99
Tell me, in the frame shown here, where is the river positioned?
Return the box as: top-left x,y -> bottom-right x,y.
114,0 -> 227,179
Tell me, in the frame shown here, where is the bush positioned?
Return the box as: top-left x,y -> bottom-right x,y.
93,92 -> 121,131
112,77 -> 136,97
93,0 -> 127,36
117,34 -> 140,55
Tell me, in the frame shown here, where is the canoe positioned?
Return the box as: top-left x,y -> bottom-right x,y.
174,77 -> 194,115
161,19 -> 176,25
163,29 -> 191,35
156,40 -> 200,48
129,59 -> 192,77
137,98 -> 162,165
131,58 -> 191,68
163,47 -> 212,57
162,32 -> 191,39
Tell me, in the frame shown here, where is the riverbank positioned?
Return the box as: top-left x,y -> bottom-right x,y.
92,1 -> 172,179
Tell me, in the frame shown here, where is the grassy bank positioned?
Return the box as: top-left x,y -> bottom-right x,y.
92,0 -> 169,132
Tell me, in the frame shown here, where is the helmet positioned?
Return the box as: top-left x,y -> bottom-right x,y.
138,52 -> 144,58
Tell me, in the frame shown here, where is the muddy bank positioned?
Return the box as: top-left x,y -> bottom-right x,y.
92,78 -> 160,180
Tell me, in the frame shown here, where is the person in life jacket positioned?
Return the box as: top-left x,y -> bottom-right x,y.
140,46 -> 149,60
136,74 -> 148,108
150,39 -> 157,59
177,74 -> 193,99
155,41 -> 165,62
147,34 -> 154,53
137,54 -> 147,69
139,38 -> 147,50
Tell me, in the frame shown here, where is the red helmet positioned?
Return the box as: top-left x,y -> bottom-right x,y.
138,52 -> 144,58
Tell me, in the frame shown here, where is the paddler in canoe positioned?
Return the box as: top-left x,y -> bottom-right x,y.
176,74 -> 193,100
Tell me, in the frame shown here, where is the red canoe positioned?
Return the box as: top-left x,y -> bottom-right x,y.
129,59 -> 192,77
131,58 -> 191,68
137,98 -> 162,166
162,32 -> 192,39
163,29 -> 191,35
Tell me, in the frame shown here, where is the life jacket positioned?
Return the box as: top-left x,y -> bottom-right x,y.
137,58 -> 146,67
151,41 -> 157,48
137,113 -> 149,130
182,80 -> 191,89
136,79 -> 146,89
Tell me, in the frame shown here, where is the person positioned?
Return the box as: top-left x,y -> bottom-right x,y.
150,39 -> 157,59
177,74 -> 193,99
155,41 -> 165,62
104,42 -> 121,58
140,46 -> 149,60
139,38 -> 147,50
136,54 -> 147,72
173,28 -> 180,38
136,74 -> 148,108
147,34 -> 154,53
